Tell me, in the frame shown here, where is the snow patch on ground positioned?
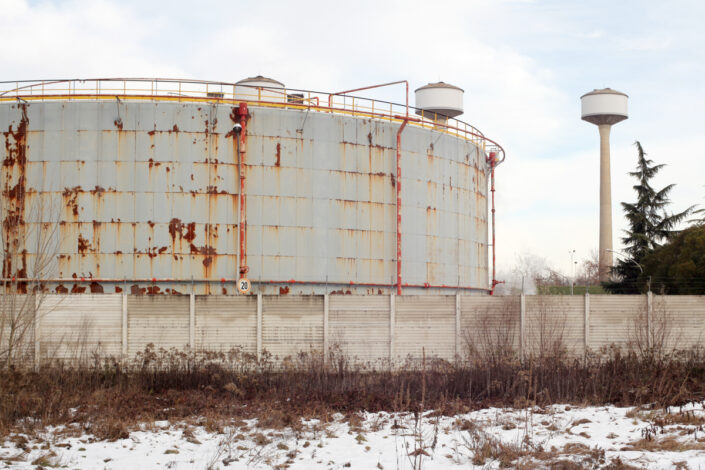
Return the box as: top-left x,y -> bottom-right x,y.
3,404 -> 705,469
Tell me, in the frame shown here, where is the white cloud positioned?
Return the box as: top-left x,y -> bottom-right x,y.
0,0 -> 182,78
2,0 -> 703,279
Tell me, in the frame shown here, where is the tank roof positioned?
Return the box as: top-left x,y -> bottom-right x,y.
415,81 -> 464,93
580,88 -> 628,99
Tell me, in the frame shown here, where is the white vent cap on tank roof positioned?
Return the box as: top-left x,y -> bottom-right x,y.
235,75 -> 287,103
414,81 -> 464,121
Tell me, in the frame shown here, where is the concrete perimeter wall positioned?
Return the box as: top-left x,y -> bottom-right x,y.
3,293 -> 705,366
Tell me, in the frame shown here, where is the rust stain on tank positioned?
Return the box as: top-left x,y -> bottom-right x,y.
206,185 -> 227,194
184,223 -> 196,242
2,103 -> 29,288
279,286 -> 290,295
62,186 -> 81,217
146,285 -> 162,295
114,286 -> 123,293
168,218 -> 183,241
77,233 -> 92,254
55,285 -> 68,294
190,244 -> 216,255
113,118 -> 123,131
89,281 -> 104,293
130,284 -> 145,295
3,176 -> 26,201
167,218 -> 197,254
2,103 -> 28,167
71,284 -> 87,294
275,142 -> 281,167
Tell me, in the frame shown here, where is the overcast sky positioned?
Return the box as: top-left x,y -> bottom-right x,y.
2,0 -> 704,276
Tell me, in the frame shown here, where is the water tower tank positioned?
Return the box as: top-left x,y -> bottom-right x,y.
581,88 -> 628,125
235,75 -> 286,103
415,82 -> 464,122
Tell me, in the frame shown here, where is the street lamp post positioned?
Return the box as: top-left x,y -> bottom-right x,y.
569,250 -> 576,295
606,249 -> 651,292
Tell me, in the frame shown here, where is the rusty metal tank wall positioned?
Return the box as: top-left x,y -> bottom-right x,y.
0,100 -> 488,295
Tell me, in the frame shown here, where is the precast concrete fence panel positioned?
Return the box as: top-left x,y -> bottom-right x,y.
4,293 -> 705,366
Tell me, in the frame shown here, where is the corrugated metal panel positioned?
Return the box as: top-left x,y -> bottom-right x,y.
660,295 -> 705,349
39,294 -> 122,359
394,295 -> 455,361
262,295 -> 323,358
525,296 -> 584,358
128,296 -> 189,355
589,295 -> 645,351
328,295 -> 389,363
460,296 -> 520,359
194,295 -> 257,353
2,100 -> 489,295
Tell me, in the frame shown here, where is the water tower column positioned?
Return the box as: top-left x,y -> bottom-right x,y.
598,124 -> 613,280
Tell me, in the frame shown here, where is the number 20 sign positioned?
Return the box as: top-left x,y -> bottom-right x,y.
237,278 -> 251,294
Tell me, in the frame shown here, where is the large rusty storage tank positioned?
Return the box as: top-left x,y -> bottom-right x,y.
0,78 -> 504,295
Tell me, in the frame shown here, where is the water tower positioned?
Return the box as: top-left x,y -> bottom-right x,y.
581,88 -> 628,282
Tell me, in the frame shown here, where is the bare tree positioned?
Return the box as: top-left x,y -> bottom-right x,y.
1,194 -> 60,368
463,298 -> 520,365
525,297 -> 567,360
575,249 -> 600,287
494,252 -> 549,295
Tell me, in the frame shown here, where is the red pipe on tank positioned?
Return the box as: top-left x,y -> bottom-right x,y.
488,151 -> 503,295
237,103 -> 249,278
396,119 -> 408,295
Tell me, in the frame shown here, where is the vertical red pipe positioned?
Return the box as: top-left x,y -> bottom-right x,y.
396,119 -> 408,295
238,103 -> 249,277
489,152 -> 498,295
404,81 -> 409,117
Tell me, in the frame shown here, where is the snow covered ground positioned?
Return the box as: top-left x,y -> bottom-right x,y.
3,403 -> 705,469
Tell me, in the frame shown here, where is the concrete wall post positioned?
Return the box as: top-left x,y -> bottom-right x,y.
323,294 -> 329,364
584,292 -> 590,355
455,294 -> 461,361
34,294 -> 40,371
389,294 -> 396,364
189,293 -> 195,349
256,293 -> 263,361
121,294 -> 128,356
647,291 -> 653,349
520,294 -> 526,360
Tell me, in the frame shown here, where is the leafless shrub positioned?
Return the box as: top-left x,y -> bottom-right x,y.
628,294 -> 682,360
463,298 -> 519,366
526,296 -> 568,361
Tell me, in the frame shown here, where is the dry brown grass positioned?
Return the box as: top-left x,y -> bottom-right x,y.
3,344 -> 705,441
623,436 -> 705,453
